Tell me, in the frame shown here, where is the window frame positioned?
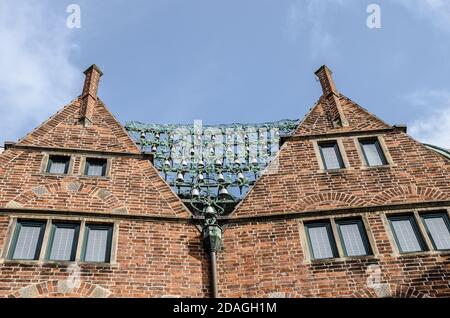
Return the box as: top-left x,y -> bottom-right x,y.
304,221 -> 339,260
318,141 -> 345,170
81,223 -> 114,263
46,155 -> 71,175
359,138 -> 388,167
84,157 -> 108,177
388,214 -> 427,254
8,220 -> 46,260
336,218 -> 372,257
420,212 -> 450,251
46,222 -> 80,262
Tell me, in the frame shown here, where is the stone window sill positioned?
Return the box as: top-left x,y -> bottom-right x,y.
307,255 -> 379,264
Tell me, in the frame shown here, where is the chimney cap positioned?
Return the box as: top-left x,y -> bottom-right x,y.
83,64 -> 103,77
314,65 -> 332,76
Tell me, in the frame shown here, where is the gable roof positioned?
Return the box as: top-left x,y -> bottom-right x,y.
16,98 -> 141,154
294,94 -> 391,136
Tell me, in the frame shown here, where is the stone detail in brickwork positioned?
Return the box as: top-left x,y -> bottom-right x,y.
32,186 -> 49,196
19,285 -> 39,298
65,182 -> 81,193
90,285 -> 111,298
268,292 -> 287,298
11,280 -> 112,298
94,188 -> 112,200
112,206 -> 128,214
5,200 -> 23,208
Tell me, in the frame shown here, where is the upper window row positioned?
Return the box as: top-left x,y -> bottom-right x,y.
46,155 -> 108,177
317,137 -> 388,171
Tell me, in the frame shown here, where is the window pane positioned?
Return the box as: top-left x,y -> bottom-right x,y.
49,224 -> 78,261
84,225 -> 112,262
338,221 -> 369,256
12,222 -> 44,260
390,217 -> 423,253
85,159 -> 106,176
423,215 -> 450,250
361,141 -> 386,166
47,156 -> 69,174
320,143 -> 343,170
307,224 -> 335,259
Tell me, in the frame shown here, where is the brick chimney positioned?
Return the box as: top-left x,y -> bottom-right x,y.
79,64 -> 103,127
315,65 -> 348,128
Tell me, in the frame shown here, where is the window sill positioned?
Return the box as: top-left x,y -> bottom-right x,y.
40,172 -> 71,177
0,259 -> 116,267
394,250 -> 450,258
360,164 -> 393,171
307,255 -> 379,264
77,175 -> 111,180
316,168 -> 349,174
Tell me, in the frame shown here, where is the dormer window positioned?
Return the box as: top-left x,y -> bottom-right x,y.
46,155 -> 70,174
84,158 -> 108,177
318,141 -> 345,170
359,138 -> 387,167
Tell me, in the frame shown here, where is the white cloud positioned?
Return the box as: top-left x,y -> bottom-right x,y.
0,1 -> 81,142
398,0 -> 450,33
284,0 -> 352,57
408,90 -> 450,148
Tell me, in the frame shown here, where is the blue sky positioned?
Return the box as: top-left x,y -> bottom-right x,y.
1,0 -> 450,147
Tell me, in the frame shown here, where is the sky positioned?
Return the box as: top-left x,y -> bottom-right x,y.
1,0 -> 450,148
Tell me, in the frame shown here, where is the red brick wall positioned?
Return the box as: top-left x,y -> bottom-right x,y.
0,221 -> 208,297
233,129 -> 450,218
217,215 -> 450,298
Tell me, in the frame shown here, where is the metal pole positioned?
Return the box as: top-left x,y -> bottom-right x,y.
210,251 -> 218,298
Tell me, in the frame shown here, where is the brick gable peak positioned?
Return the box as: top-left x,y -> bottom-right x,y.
15,65 -> 141,154
294,66 -> 391,136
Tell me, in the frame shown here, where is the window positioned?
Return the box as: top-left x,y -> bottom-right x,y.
9,221 -> 46,260
318,141 -> 344,170
359,138 -> 387,167
47,223 -> 80,261
388,215 -> 426,253
421,213 -> 450,251
84,158 -> 107,177
82,224 -> 113,263
46,155 -> 70,174
336,219 -> 372,256
305,222 -> 338,260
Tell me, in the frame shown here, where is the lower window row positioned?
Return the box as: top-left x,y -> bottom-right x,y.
8,220 -> 113,263
305,212 -> 450,260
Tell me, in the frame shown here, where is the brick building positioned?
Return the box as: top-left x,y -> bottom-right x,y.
0,65 -> 449,298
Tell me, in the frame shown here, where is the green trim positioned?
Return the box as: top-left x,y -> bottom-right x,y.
305,221 -> 338,260
81,224 -> 113,263
424,144 -> 450,160
8,221 -> 46,260
420,212 -> 450,251
336,219 -> 372,257
46,222 -> 80,261
388,215 -> 427,254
